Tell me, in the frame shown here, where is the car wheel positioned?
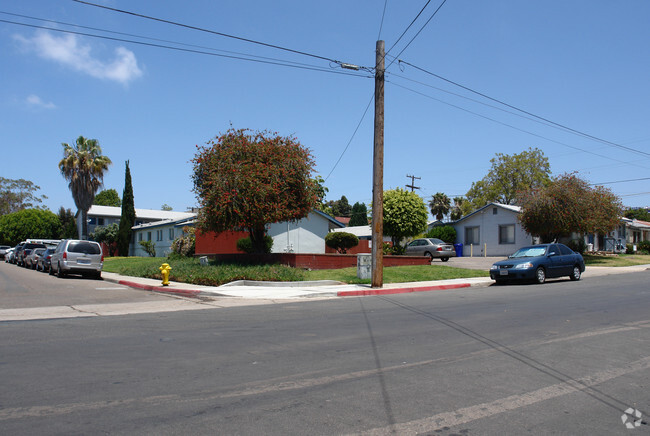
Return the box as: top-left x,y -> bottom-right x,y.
94,271 -> 102,280
49,266 -> 54,275
494,279 -> 507,285
56,263 -> 66,278
424,252 -> 433,261
569,265 -> 581,281
535,267 -> 546,284
441,257 -> 449,262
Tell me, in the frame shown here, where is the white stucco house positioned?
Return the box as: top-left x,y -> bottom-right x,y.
267,210 -> 345,253
132,216 -> 196,257
452,203 -> 534,257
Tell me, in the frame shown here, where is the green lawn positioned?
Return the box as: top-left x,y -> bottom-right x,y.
583,254 -> 650,267
103,257 -> 488,286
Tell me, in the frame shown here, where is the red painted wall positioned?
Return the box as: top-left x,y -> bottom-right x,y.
195,230 -> 248,255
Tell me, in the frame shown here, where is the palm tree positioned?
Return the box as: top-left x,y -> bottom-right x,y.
59,136 -> 112,239
450,196 -> 465,221
429,192 -> 451,221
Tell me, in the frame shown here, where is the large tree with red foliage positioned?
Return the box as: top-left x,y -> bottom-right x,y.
192,128 -> 320,253
518,173 -> 622,242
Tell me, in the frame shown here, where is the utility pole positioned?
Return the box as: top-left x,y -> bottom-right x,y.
371,40 -> 385,288
406,174 -> 421,192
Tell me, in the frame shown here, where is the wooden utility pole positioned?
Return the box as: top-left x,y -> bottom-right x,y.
406,174 -> 421,192
371,40 -> 385,288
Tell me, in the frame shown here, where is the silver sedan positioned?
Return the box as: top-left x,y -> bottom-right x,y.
405,238 -> 456,262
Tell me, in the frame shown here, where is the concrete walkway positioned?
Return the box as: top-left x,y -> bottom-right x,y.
101,263 -> 650,300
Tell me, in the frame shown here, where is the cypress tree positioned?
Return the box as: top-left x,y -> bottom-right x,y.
117,161 -> 135,256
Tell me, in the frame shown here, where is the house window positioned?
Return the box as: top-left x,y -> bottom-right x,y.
97,218 -> 105,226
169,228 -> 175,240
493,208 -> 498,215
156,230 -> 163,241
465,226 -> 480,245
138,233 -> 142,242
499,224 -> 515,244
147,232 -> 152,241
88,217 -> 97,225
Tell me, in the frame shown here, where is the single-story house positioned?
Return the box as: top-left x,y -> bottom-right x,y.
78,205 -> 196,240
329,225 -> 392,254
452,203 -> 534,257
132,216 -> 196,257
195,210 -> 345,256
584,217 -> 650,252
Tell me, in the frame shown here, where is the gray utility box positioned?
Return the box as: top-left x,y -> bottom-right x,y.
357,253 -> 371,279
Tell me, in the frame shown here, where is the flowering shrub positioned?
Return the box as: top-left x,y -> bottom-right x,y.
171,226 -> 195,257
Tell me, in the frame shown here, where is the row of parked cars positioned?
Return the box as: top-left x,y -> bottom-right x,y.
1,239 -> 104,279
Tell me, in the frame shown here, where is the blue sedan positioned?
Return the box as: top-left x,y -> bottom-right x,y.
490,243 -> 585,284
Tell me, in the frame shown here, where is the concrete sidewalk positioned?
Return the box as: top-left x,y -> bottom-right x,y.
101,263 -> 649,300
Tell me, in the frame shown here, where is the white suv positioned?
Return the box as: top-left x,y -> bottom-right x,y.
50,239 -> 104,279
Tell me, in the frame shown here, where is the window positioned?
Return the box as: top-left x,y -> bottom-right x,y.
156,230 -> 163,241
465,226 -> 480,245
499,224 -> 515,244
138,233 -> 142,242
88,217 -> 97,225
493,207 -> 498,215
147,232 -> 152,241
169,228 -> 175,240
97,218 -> 105,226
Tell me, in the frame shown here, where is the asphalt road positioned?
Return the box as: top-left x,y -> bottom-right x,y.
0,262 -> 648,435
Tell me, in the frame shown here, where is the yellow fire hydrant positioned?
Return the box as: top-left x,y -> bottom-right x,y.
159,263 -> 172,286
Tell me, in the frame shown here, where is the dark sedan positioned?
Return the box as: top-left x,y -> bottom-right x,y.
490,243 -> 585,284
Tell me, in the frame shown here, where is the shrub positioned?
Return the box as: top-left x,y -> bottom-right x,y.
325,232 -> 359,254
626,243 -> 635,254
637,240 -> 650,254
237,235 -> 273,254
566,239 -> 586,254
171,227 -> 195,257
425,225 -> 457,243
139,240 -> 156,257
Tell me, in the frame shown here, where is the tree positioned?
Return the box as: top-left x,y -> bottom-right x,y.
383,188 -> 428,251
57,207 -> 78,239
94,189 -> 121,207
429,192 -> 451,221
59,136 -> 112,239
425,225 -> 457,243
0,177 -> 48,215
349,202 -> 369,226
192,128 -> 319,253
117,161 -> 135,257
90,223 -> 119,256
0,209 -> 61,245
450,196 -> 465,221
326,195 -> 352,218
625,208 -> 650,221
139,240 -> 157,257
518,173 -> 623,242
325,231 -> 359,254
161,204 -> 173,211
464,147 -> 551,214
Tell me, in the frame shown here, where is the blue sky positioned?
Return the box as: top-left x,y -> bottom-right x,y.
2,0 -> 649,217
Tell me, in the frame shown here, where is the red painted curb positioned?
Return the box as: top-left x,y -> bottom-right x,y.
337,283 -> 471,297
117,280 -> 202,298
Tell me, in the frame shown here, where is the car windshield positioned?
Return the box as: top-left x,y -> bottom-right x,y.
509,246 -> 547,258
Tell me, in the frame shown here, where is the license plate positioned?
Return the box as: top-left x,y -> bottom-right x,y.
77,258 -> 91,265
499,269 -> 509,276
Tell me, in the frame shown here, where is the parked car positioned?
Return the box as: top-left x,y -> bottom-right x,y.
36,248 -> 55,272
11,243 -> 25,264
489,243 -> 585,284
25,247 -> 46,269
4,247 -> 15,263
50,239 -> 104,279
0,245 -> 11,260
16,242 -> 46,266
405,238 -> 456,261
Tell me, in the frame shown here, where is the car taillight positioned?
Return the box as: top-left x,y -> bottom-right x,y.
101,254 -> 104,262
436,247 -> 443,251
63,252 -> 67,260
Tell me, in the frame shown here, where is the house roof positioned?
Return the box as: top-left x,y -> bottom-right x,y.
131,215 -> 196,230
335,216 -> 351,226
621,217 -> 650,229
84,205 -> 196,221
454,202 -> 521,224
313,210 -> 346,228
331,225 -> 371,237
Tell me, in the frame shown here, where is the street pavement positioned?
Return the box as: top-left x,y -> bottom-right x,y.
102,256 -> 650,300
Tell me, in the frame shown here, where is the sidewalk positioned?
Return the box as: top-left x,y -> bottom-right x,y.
101,263 -> 649,300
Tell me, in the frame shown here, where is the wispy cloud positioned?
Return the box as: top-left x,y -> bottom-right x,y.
14,30 -> 143,85
26,94 -> 56,110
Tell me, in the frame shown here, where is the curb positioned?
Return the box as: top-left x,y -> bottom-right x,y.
337,283 -> 472,297
115,279 -> 205,298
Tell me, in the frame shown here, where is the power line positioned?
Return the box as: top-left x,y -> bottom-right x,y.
593,177 -> 650,185
377,0 -> 389,40
1,18 -> 370,78
397,59 -> 650,158
72,0 -> 371,72
386,0 -> 432,56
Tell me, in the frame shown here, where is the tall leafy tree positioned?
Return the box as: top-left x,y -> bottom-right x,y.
57,206 -> 78,238
464,147 -> 550,215
117,161 -> 135,257
94,188 -> 122,206
349,202 -> 368,226
518,173 -> 622,242
192,128 -> 319,253
0,177 -> 47,215
383,188 -> 428,251
429,192 -> 451,221
0,209 -> 61,245
59,136 -> 112,239
450,196 -> 465,221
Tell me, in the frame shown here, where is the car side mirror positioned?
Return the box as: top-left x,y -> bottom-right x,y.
548,251 -> 556,257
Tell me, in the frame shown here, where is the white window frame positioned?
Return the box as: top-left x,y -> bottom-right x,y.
499,224 -> 515,244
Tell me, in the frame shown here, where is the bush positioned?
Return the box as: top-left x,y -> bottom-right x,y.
382,242 -> 404,255
325,232 -> 359,254
171,227 -> 195,257
566,239 -> 586,254
637,240 -> 650,254
425,225 -> 457,243
139,240 -> 156,257
237,235 -> 273,254
626,243 -> 635,254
